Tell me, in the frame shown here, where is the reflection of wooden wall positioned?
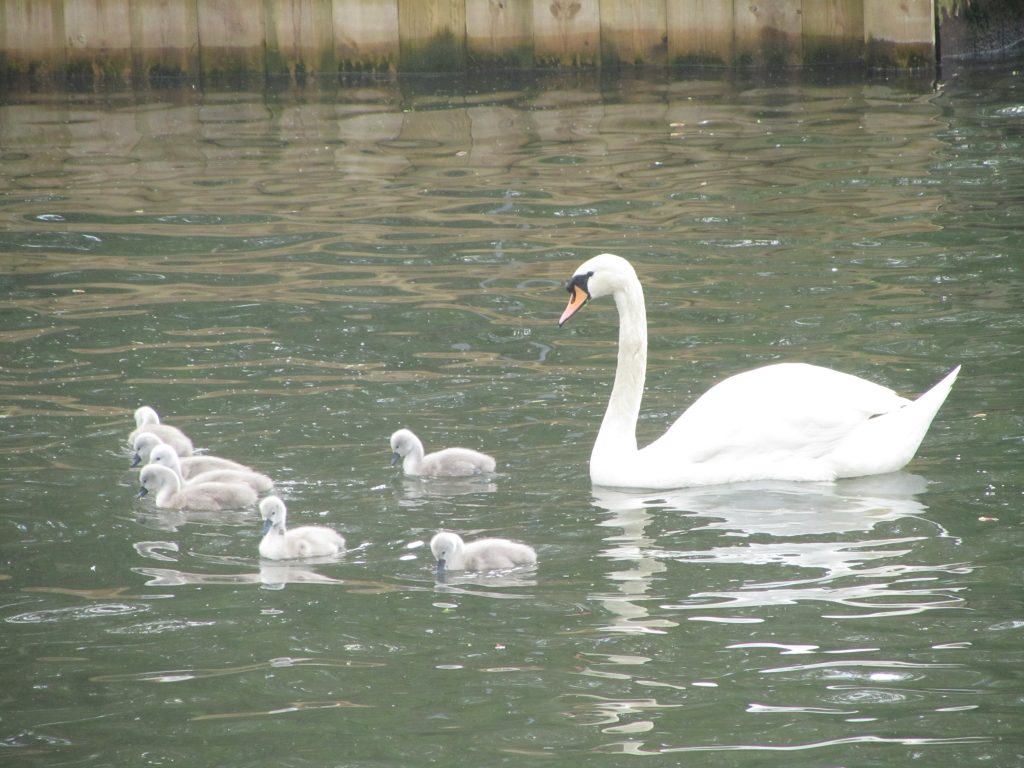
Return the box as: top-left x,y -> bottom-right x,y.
0,0 -> 938,83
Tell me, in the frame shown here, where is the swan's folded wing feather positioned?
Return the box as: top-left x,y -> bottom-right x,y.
646,363 -> 910,464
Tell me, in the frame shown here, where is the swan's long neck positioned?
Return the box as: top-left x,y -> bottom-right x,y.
402,437 -> 425,474
593,278 -> 647,464
157,471 -> 182,506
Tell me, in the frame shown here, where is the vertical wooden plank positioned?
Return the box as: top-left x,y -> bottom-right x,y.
264,0 -> 335,80
397,0 -> 466,71
466,104 -> 530,169
533,0 -> 600,66
332,0 -> 399,71
63,0 -> 133,86
599,0 -> 666,67
196,0 -> 266,80
802,0 -> 863,65
668,0 -> 733,67
864,0 -> 935,68
466,0 -> 533,68
130,0 -> 201,82
0,0 -> 66,81
734,0 -> 802,68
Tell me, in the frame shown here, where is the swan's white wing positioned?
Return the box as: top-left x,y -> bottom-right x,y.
646,363 -> 910,464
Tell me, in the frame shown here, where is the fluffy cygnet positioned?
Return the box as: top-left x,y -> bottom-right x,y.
429,531 -> 536,574
389,428 -> 496,477
128,406 -> 194,458
146,442 -> 255,479
146,443 -> 273,493
258,496 -> 345,560
138,464 -> 257,511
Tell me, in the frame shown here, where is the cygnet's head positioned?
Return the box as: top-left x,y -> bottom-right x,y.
389,429 -> 421,463
559,253 -> 637,326
138,463 -> 177,497
259,495 -> 287,534
430,531 -> 463,571
134,406 -> 161,427
131,432 -> 164,466
148,443 -> 181,471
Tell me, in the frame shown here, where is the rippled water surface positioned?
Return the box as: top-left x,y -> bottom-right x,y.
2,66 -> 1022,765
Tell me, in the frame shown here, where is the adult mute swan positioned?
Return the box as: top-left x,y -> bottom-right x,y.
429,531 -> 536,574
558,253 -> 960,490
258,496 -> 345,560
389,429 -> 496,477
128,406 -> 194,458
138,464 -> 257,511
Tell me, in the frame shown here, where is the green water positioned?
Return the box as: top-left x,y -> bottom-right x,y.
1,66 -> 1022,766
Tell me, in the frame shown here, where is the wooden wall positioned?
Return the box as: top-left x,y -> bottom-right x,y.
0,0 -> 938,85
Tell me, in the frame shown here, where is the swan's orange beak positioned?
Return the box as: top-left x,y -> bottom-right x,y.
559,284 -> 589,326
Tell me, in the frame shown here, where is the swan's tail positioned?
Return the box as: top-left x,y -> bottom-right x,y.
832,365 -> 961,478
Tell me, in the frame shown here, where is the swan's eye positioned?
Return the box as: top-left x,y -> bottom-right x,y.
565,271 -> 593,295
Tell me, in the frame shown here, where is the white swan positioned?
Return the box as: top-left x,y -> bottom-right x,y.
389,429 -> 496,477
558,253 -> 960,490
146,442 -> 255,480
138,464 -> 257,511
429,531 -> 537,573
147,444 -> 273,493
128,406 -> 193,458
258,496 -> 345,560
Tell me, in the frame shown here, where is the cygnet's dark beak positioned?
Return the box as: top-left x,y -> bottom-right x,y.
261,519 -> 272,536
137,485 -> 149,498
390,451 -> 401,466
130,453 -> 142,467
435,558 -> 446,578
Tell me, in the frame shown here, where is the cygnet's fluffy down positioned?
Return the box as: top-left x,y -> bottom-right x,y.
429,531 -> 536,573
146,443 -> 273,492
258,496 -> 345,560
145,442 -> 255,479
138,464 -> 257,511
128,406 -> 194,458
389,428 -> 496,477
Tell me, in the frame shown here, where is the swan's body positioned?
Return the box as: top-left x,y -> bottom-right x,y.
128,406 -> 193,458
258,496 -> 345,560
558,253 -> 959,490
138,464 -> 257,511
146,443 -> 273,493
187,468 -> 273,494
429,531 -> 536,574
389,429 -> 496,477
145,442 -> 255,479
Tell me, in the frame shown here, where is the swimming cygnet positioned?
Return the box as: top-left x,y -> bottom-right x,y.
145,442 -> 255,479
389,428 -> 496,477
147,444 -> 273,493
430,531 -> 536,574
128,406 -> 194,458
258,496 -> 345,560
138,464 -> 257,511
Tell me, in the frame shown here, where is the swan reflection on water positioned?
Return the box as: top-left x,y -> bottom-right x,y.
134,564 -> 346,589
591,472 -> 937,538
132,506 -> 255,533
588,473 -> 967,632
394,476 -> 498,507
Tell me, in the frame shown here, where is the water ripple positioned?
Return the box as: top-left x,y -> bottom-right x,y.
6,602 -> 149,624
